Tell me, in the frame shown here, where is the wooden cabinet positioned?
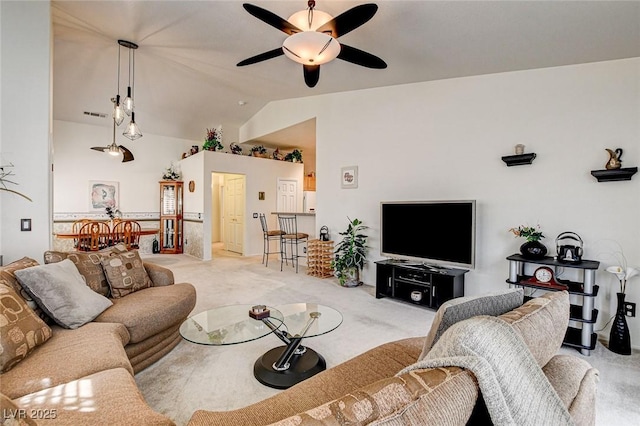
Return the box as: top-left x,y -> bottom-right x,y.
375,261 -> 466,309
159,181 -> 183,254
304,175 -> 316,191
506,254 -> 600,356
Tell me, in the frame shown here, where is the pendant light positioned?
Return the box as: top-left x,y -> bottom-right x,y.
112,43 -> 125,125
117,40 -> 142,141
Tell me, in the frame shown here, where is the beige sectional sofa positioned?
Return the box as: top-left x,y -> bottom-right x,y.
188,290 -> 599,426
0,248 -> 196,425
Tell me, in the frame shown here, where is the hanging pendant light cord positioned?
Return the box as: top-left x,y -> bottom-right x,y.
116,44 -> 121,97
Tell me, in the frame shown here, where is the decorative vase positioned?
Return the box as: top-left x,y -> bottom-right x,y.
608,292 -> 631,355
520,240 -> 548,259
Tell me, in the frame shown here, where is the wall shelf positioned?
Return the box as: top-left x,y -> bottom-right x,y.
501,153 -> 536,166
590,167 -> 637,182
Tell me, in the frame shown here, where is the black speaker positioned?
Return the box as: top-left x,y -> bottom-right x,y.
556,232 -> 583,263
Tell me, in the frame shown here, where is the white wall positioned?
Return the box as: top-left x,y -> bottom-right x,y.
241,58 -> 640,345
0,1 -> 52,264
53,120 -> 194,214
179,151 -> 304,260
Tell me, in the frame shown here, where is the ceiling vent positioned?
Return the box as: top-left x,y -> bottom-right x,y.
83,111 -> 108,118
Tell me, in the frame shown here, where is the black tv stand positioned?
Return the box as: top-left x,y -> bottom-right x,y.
375,260 -> 467,309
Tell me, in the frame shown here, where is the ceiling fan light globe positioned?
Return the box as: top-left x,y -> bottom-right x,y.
282,32 -> 340,65
287,9 -> 333,31
107,145 -> 121,156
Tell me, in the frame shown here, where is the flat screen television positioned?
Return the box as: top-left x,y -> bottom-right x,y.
380,200 -> 476,269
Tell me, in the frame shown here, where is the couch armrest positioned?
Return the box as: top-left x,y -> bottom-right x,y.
144,262 -> 174,286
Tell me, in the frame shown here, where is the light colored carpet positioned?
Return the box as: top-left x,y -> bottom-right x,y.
136,250 -> 640,426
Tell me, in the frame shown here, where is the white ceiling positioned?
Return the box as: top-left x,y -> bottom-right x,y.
52,0 -> 640,153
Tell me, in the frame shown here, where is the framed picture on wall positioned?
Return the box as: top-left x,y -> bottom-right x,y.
341,166 -> 358,189
89,181 -> 119,211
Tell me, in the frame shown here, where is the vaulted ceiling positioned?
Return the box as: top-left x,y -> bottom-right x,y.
53,0 -> 640,151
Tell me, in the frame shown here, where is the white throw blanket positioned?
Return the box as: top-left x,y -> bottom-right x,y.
398,316 -> 573,426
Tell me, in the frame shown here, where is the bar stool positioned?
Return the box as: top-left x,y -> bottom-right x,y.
278,215 -> 309,273
259,214 -> 284,267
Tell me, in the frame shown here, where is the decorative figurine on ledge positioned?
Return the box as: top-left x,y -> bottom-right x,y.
605,148 -> 623,170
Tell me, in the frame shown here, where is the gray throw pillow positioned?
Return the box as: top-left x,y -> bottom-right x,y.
14,259 -> 113,329
419,288 -> 524,360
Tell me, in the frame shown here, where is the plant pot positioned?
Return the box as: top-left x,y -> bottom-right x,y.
340,268 -> 361,287
520,240 -> 548,259
609,292 -> 631,355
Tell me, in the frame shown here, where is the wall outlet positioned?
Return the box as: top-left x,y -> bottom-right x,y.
625,302 -> 636,317
253,213 -> 258,218
303,247 -> 307,254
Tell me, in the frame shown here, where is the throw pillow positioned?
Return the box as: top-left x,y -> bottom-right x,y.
419,288 -> 524,360
44,243 -> 128,297
101,250 -> 153,298
0,257 -> 49,322
14,259 -> 113,329
499,291 -> 570,367
0,283 -> 52,373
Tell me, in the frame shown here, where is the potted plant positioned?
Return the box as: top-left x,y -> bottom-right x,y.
284,149 -> 303,163
509,224 -> 547,259
203,128 -> 223,151
250,145 -> 267,157
332,218 -> 368,287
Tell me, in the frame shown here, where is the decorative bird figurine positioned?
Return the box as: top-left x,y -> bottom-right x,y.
605,148 -> 623,170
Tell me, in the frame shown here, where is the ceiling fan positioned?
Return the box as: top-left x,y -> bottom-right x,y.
91,115 -> 135,163
237,1 -> 387,87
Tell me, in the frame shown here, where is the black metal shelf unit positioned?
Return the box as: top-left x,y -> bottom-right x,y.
506,254 -> 600,355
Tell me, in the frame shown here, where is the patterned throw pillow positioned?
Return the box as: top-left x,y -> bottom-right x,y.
101,251 -> 153,298
419,288 -> 524,360
499,291 -> 570,367
44,243 -> 128,297
0,283 -> 52,373
0,257 -> 48,322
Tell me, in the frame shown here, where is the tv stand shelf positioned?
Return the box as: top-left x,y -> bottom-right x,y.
375,260 -> 467,309
506,254 -> 600,356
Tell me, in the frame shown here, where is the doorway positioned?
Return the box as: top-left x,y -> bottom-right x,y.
211,172 -> 246,255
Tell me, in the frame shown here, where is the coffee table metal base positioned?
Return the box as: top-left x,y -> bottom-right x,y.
254,346 -> 326,389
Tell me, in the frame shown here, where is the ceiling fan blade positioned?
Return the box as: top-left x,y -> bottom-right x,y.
337,44 -> 387,69
90,146 -> 108,152
237,48 -> 284,66
119,145 -> 135,163
316,4 -> 378,38
243,3 -> 301,35
303,65 -> 320,88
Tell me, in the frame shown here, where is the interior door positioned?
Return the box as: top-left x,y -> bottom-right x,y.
224,175 -> 245,254
277,179 -> 298,212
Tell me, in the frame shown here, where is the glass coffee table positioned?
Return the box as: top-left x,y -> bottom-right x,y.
180,303 -> 342,389
179,304 -> 285,345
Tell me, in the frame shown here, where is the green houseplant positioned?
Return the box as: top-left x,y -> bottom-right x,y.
203,128 -> 223,151
332,218 -> 368,287
284,149 -> 303,163
250,145 -> 267,157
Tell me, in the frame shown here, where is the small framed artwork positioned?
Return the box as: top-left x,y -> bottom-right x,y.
341,166 -> 358,189
258,191 -> 265,200
89,181 -> 119,211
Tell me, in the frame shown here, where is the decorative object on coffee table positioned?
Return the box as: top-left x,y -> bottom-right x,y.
509,224 -> 547,259
605,263 -> 638,355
